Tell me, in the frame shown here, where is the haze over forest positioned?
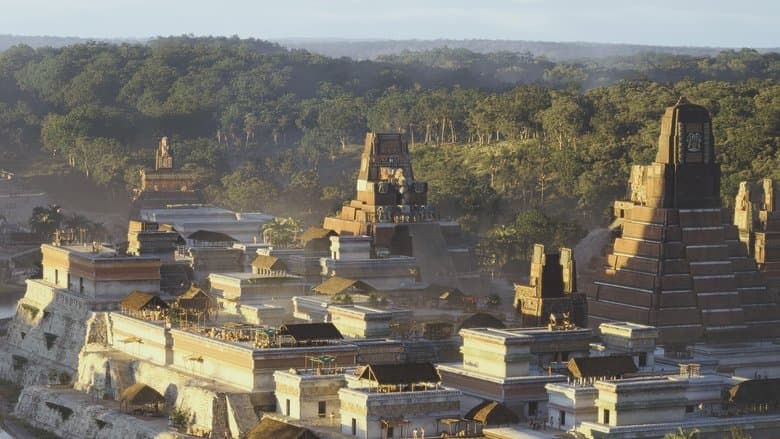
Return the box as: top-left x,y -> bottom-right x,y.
2,31 -> 780,266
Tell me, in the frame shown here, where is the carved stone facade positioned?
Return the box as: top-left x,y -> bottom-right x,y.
514,244 -> 587,327
587,98 -> 780,345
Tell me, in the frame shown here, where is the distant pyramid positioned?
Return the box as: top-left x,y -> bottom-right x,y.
587,98 -> 780,345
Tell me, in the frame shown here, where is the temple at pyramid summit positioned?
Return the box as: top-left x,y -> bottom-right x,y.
323,133 -> 478,290
130,136 -> 203,217
587,97 -> 780,345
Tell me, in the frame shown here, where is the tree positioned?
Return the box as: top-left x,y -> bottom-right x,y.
29,205 -> 63,239
261,217 -> 301,248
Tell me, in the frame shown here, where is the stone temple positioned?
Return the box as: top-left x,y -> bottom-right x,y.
323,133 -> 477,290
130,137 -> 203,217
514,244 -> 586,328
587,97 -> 780,345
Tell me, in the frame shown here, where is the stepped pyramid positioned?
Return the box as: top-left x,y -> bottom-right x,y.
587,98 -> 780,345
322,133 -> 478,290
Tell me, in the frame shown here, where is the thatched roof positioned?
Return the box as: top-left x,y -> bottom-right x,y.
358,362 -> 440,385
187,230 -> 237,243
178,285 -> 209,300
458,313 -> 505,331
120,291 -> 169,312
299,227 -> 336,243
248,418 -> 320,439
729,378 -> 780,405
465,401 -> 519,425
252,255 -> 287,272
279,323 -> 343,342
119,383 -> 165,405
567,355 -> 638,379
311,276 -> 374,295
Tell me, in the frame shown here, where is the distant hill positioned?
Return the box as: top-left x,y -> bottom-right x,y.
273,38 -> 780,61
3,35 -> 778,62
0,34 -> 146,51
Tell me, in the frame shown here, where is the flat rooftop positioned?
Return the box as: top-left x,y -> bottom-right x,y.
460,326 -> 593,344
43,243 -> 159,262
600,321 -> 659,336
329,304 -> 412,318
210,272 -> 302,281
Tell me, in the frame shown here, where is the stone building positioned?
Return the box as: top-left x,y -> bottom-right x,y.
591,321 -> 658,370
514,244 -> 586,327
735,178 -> 780,294
437,326 -> 575,419
338,362 -> 460,438
323,133 -> 478,290
319,235 -> 422,291
329,304 -> 412,339
131,137 -> 203,216
274,366 -> 351,421
587,97 -> 780,345
40,243 -> 161,309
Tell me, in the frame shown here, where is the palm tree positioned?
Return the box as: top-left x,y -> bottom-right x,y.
664,427 -> 700,439
261,217 -> 301,248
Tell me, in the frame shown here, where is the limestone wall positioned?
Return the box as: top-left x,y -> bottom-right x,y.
14,386 -> 180,439
170,329 -> 257,391
0,279 -> 91,386
108,313 -> 171,365
74,346 -> 258,438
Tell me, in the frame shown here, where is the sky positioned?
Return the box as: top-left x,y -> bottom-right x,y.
0,0 -> 779,47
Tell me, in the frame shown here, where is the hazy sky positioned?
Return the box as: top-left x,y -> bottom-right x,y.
1,0 -> 779,47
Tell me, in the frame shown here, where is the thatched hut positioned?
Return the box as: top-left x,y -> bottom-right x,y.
119,383 -> 165,416
120,291 -> 169,319
312,276 -> 374,296
465,400 -> 519,428
247,417 -> 320,439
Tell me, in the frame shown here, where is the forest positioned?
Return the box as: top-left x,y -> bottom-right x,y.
2,36 -> 780,268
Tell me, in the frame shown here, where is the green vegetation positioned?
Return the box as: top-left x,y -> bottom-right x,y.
664,427 -> 700,439
2,37 -> 780,267
169,406 -> 189,431
260,216 -> 301,247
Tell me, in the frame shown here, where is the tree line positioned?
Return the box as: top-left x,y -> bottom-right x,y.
3,37 -> 780,269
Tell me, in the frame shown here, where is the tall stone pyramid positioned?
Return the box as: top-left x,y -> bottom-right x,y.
587,98 -> 780,345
